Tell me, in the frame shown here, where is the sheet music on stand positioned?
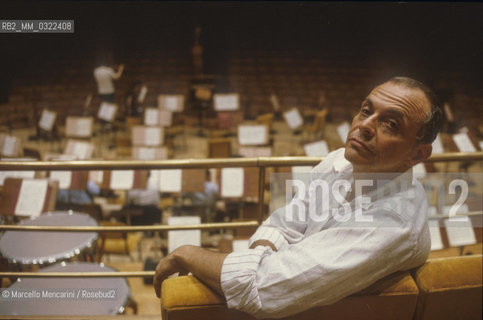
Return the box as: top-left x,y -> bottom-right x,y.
65,117 -> 94,138
303,140 -> 329,157
98,102 -> 117,122
49,171 -> 72,189
39,109 -> 57,132
15,179 -> 48,217
144,108 -> 159,126
158,109 -> 173,127
214,93 -> 239,111
232,239 -> 249,252
0,135 -> 21,157
0,166 -> 36,186
452,132 -> 476,153
64,140 -> 94,160
221,168 -> 244,198
238,146 -> 272,158
158,94 -> 185,112
132,146 -> 168,161
442,204 -> 477,247
336,122 -> 350,144
283,108 -> 303,130
427,207 -> 444,251
159,169 -> 182,193
431,134 -> 444,154
132,126 -> 164,146
238,124 -> 268,146
110,170 -> 135,190
168,216 -> 201,253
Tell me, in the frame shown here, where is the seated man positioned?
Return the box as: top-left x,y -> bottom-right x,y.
153,77 -> 442,318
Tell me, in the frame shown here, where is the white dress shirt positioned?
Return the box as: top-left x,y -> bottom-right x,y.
221,148 -> 431,318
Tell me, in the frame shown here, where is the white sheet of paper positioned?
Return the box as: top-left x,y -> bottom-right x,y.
76,118 -> 93,137
443,204 -> 476,247
412,163 -> 427,179
0,171 -> 35,186
110,170 -> 134,190
337,122 -> 350,143
2,136 -> 17,156
159,169 -> 182,192
165,96 -> 181,112
221,168 -> 244,197
283,108 -> 303,129
39,110 -> 56,131
89,170 -> 104,185
158,109 -> 172,127
214,94 -> 239,111
304,140 -> 329,157
145,127 -> 162,146
238,147 -> 272,157
238,125 -> 267,145
72,141 -> 90,160
453,132 -> 476,152
144,108 -> 159,126
168,216 -> 201,253
98,103 -> 117,121
428,220 -> 444,251
50,171 -> 72,189
15,179 -> 48,217
479,141 -> 483,151
137,147 -> 156,160
138,85 -> 147,104
431,134 -> 444,154
232,239 -> 250,252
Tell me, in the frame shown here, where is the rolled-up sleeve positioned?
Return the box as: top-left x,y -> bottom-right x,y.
220,246 -> 274,315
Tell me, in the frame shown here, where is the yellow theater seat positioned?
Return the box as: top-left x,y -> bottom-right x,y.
413,254 -> 482,320
161,271 -> 419,320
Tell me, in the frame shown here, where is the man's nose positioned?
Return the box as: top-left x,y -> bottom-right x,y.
359,116 -> 376,140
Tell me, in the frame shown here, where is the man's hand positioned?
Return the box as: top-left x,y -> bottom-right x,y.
153,250 -> 189,298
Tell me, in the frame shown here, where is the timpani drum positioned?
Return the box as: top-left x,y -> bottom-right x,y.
0,211 -> 98,267
0,262 -> 131,315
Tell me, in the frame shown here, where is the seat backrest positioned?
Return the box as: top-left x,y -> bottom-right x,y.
161,271 -> 419,320
413,254 -> 482,320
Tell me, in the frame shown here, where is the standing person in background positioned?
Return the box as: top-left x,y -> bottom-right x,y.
94,53 -> 125,103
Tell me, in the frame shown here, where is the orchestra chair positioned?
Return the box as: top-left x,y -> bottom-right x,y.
161,271 -> 419,320
97,221 -> 142,262
161,254 -> 483,320
412,254 -> 482,320
303,108 -> 327,141
0,178 -> 59,217
256,113 -> 275,133
208,138 -> 232,158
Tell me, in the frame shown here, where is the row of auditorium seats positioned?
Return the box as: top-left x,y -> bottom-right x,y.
3,48 -> 482,132
161,254 -> 482,320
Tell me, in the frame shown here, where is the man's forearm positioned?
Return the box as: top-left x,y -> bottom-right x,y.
173,245 -> 229,295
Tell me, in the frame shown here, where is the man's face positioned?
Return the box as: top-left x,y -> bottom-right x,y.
344,82 -> 431,173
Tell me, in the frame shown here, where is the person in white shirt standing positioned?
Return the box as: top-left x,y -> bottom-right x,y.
93,57 -> 125,103
153,76 -> 442,319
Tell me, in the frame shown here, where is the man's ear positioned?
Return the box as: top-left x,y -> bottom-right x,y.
410,144 -> 432,166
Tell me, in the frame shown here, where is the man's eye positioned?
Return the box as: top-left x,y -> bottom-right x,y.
386,120 -> 398,129
360,108 -> 371,116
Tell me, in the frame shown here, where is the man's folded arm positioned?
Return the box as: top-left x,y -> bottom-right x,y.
223,215 -> 415,318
